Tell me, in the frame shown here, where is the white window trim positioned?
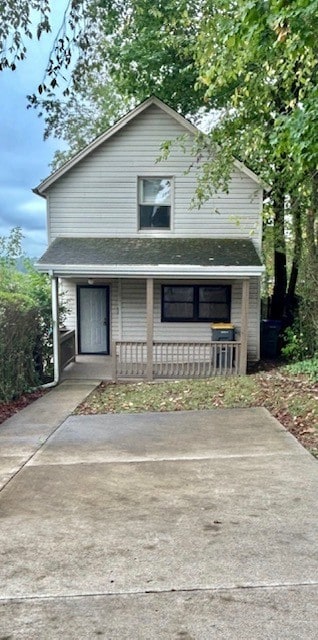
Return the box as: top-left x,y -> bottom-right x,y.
137,176 -> 174,234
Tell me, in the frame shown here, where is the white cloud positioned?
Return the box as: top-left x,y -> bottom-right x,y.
22,229 -> 48,258
17,198 -> 45,215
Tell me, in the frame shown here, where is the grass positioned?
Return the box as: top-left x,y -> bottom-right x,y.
284,356 -> 318,382
75,359 -> 318,458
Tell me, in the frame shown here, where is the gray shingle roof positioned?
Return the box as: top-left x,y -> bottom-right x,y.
38,237 -> 262,268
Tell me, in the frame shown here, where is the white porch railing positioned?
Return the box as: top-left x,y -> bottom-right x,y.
113,340 -> 241,380
113,341 -> 147,378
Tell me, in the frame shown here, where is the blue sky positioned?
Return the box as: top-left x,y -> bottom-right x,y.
0,7 -> 66,258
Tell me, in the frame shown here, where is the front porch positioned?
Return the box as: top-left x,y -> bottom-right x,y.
40,237 -> 263,383
57,277 -> 251,382
60,338 -> 242,382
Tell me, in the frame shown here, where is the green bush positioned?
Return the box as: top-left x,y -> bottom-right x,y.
0,293 -> 41,402
0,228 -> 57,401
281,324 -> 310,362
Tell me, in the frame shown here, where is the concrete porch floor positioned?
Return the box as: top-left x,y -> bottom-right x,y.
61,355 -> 113,381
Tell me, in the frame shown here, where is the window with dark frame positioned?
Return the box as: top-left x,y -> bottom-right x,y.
161,285 -> 231,322
139,177 -> 171,229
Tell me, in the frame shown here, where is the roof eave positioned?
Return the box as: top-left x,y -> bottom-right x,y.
32,187 -> 46,199
36,263 -> 264,278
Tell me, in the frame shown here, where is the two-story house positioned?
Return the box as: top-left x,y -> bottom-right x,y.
35,97 -> 265,381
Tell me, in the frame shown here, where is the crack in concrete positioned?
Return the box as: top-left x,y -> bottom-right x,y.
28,450 -> 304,469
1,581 -> 318,604
0,420 -> 68,493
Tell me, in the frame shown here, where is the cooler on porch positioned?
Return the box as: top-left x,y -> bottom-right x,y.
211,323 -> 235,368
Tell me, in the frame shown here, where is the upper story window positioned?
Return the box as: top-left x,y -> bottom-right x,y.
139,177 -> 171,230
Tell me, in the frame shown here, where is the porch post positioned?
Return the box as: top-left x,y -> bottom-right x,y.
239,278 -> 250,374
51,276 -> 61,381
146,278 -> 154,381
112,340 -> 117,382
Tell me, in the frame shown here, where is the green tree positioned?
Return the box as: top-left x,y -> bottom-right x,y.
43,73 -> 128,170
0,0 -> 88,78
0,0 -> 51,71
0,228 -> 53,394
114,0 -> 318,323
28,0 -> 206,165
95,0 -> 205,114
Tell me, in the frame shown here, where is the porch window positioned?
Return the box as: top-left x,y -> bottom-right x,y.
161,285 -> 231,322
139,177 -> 171,229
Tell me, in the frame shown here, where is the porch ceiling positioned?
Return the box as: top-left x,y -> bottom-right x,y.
37,237 -> 263,278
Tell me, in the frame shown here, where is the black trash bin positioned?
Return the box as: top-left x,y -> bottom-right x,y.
211,323 -> 235,368
260,320 -> 282,358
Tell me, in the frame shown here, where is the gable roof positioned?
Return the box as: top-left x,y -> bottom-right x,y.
37,237 -> 264,278
34,96 -> 267,195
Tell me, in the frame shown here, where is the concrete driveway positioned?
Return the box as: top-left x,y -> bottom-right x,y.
1,406 -> 318,638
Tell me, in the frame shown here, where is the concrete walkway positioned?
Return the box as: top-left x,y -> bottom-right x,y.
0,380 -> 99,490
0,393 -> 318,638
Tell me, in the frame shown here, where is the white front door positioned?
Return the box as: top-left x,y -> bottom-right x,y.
78,286 -> 109,354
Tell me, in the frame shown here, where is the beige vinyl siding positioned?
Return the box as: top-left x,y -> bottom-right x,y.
120,280 -> 147,340
60,279 -> 77,332
47,105 -> 262,250
115,278 -> 260,362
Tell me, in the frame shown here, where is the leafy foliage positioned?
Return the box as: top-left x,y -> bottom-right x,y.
281,325 -> 310,363
0,293 -> 40,402
0,0 -> 51,71
44,76 -> 128,170
0,228 -> 54,400
0,0 -> 87,81
284,357 -> 318,384
96,0 -> 205,114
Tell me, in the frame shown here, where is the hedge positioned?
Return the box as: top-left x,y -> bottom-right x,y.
0,293 -> 41,403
